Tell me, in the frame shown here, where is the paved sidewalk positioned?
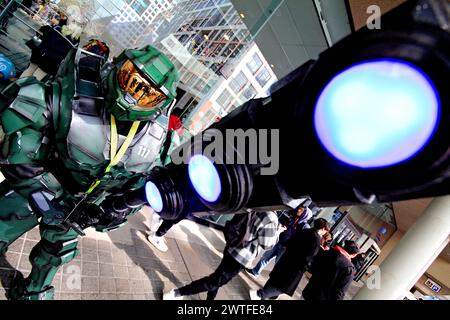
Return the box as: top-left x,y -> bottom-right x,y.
0,206 -> 362,300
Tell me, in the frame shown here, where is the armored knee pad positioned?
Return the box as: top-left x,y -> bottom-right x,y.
30,238 -> 79,268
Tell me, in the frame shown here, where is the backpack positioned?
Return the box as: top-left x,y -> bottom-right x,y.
223,212 -> 258,248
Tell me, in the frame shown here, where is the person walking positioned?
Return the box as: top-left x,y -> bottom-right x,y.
163,211 -> 280,300
21,14 -> 79,80
302,240 -> 360,300
147,214 -> 184,252
246,205 -> 312,278
249,218 -> 330,300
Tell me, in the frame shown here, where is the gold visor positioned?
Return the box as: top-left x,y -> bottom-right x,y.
117,60 -> 167,110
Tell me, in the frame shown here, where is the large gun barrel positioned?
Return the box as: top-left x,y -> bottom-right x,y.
140,0 -> 449,220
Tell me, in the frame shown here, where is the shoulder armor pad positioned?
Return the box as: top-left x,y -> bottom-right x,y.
1,79 -> 48,135
155,114 -> 169,129
0,77 -> 41,111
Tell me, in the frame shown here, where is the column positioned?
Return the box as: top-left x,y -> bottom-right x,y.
354,195 -> 450,300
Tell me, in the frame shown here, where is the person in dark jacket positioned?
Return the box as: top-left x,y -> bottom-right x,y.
22,17 -> 78,79
320,231 -> 333,251
164,211 -> 279,300
246,206 -> 312,278
302,240 -> 360,300
249,218 -> 330,300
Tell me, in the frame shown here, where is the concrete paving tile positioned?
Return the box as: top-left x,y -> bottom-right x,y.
107,228 -> 135,245
123,246 -> 139,258
81,276 -> 99,293
82,262 -> 99,277
113,265 -> 128,279
99,293 -> 119,300
99,277 -> 116,293
130,256 -> 155,269
60,274 -> 81,293
25,228 -> 41,241
62,260 -> 81,275
81,238 -> 97,251
8,238 -> 24,253
22,240 -> 38,254
135,246 -> 153,258
97,240 -> 111,252
59,293 -> 82,300
18,254 -> 31,272
110,250 -> 128,266
127,265 -> 146,279
99,263 -> 114,278
172,271 -> 192,283
114,279 -> 130,293
145,292 -> 158,300
142,279 -> 153,293
98,250 -> 113,264
148,279 -> 165,293
81,248 -> 98,263
129,279 -> 145,294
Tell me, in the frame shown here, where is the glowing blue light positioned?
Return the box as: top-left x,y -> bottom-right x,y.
314,59 -> 440,168
145,181 -> 163,213
188,154 -> 221,202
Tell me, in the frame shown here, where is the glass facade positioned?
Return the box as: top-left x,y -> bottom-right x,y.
247,52 -> 263,74
24,0 -> 276,135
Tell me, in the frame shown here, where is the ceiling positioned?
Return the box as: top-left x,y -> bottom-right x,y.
230,0 -> 352,78
393,198 -> 434,233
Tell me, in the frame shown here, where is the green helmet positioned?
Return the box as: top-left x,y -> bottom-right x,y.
103,45 -> 179,121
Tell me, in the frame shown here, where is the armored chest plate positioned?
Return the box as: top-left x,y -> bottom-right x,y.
66,109 -> 166,175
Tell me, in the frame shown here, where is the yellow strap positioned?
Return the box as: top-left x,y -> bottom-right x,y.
86,180 -> 101,194
86,115 -> 140,194
110,114 -> 119,162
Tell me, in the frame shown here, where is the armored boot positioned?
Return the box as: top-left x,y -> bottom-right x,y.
9,225 -> 79,300
8,273 -> 55,300
0,186 -> 40,255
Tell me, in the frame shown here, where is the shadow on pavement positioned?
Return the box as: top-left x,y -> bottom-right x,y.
110,228 -> 185,300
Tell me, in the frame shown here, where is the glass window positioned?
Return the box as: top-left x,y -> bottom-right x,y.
247,53 -> 263,74
217,89 -> 233,108
229,71 -> 248,93
242,85 -> 257,100
255,66 -> 271,87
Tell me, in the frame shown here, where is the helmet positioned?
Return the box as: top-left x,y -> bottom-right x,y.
0,54 -> 16,81
103,45 -> 179,121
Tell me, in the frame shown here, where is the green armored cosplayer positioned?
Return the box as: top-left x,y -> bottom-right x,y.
0,44 -> 180,299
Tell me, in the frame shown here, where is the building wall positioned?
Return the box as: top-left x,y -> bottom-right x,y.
152,0 -> 263,129
186,43 -> 277,133
373,229 -> 404,265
